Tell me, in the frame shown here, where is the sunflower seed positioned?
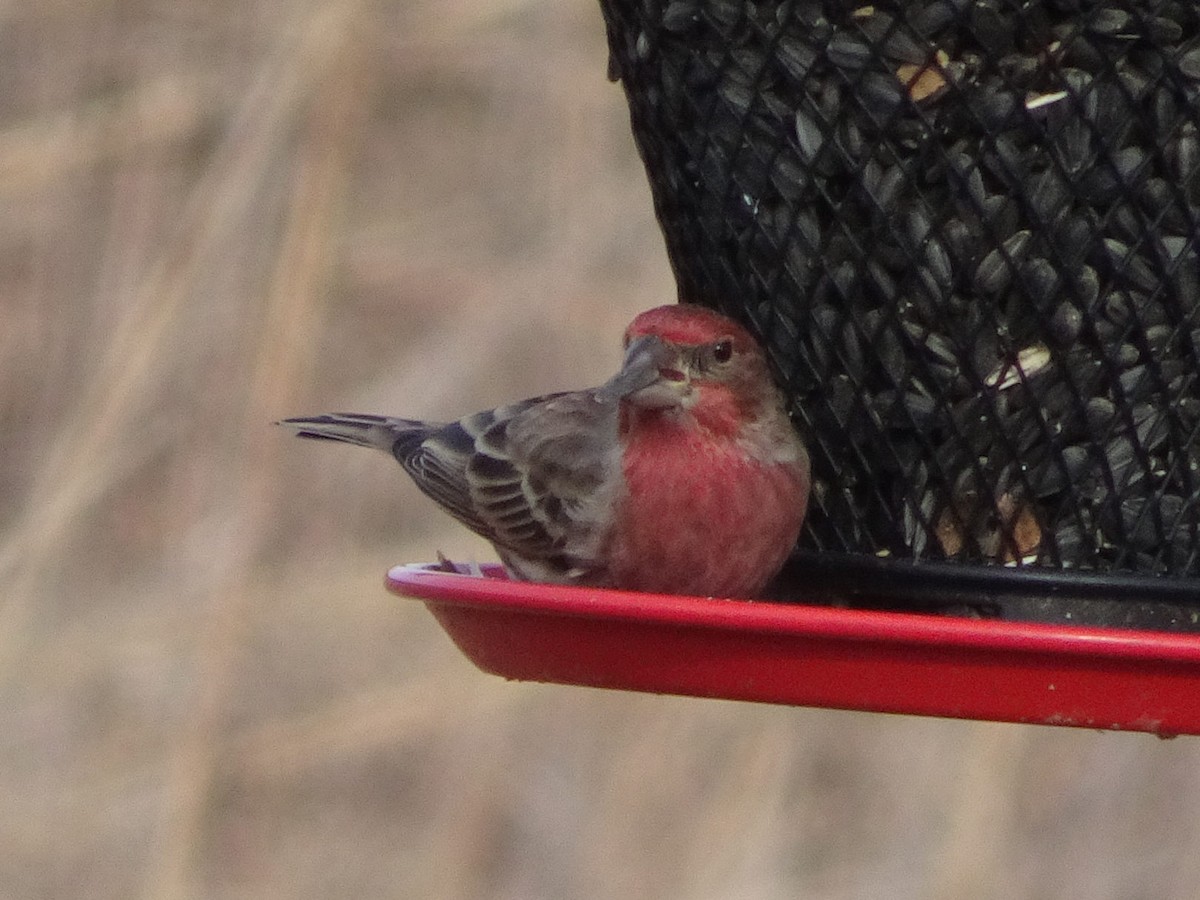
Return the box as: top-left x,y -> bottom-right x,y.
1116,343 -> 1140,367
826,35 -> 873,69
860,71 -> 905,114
1149,16 -> 1183,44
985,343 -> 1052,390
794,108 -> 825,164
881,25 -> 930,66
1133,404 -> 1170,451
973,230 -> 1032,295
1090,7 -> 1133,35
1026,90 -> 1069,112
770,155 -> 809,201
923,238 -> 954,290
1144,324 -> 1174,356
910,0 -> 959,38
1119,365 -> 1153,402
1069,265 -> 1100,309
1179,48 -> 1200,80
1085,397 -> 1116,431
1119,499 -> 1163,551
1053,523 -> 1088,562
1105,436 -> 1140,485
1020,257 -> 1061,305
777,37 -> 819,81
662,0 -> 699,33
1049,301 -> 1084,345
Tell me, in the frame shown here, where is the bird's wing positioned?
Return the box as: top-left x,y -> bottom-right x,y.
389,411 -> 502,539
400,392 -> 621,578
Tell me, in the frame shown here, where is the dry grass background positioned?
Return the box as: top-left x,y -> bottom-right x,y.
6,0 -> 1200,897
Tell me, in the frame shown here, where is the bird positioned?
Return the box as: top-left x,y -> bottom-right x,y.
279,304 -> 810,598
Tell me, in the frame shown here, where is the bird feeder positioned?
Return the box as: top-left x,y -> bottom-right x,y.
389,0 -> 1200,732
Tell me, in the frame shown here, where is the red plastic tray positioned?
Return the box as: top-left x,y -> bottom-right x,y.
386,563 -> 1200,736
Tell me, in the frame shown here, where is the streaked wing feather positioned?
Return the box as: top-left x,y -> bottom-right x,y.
467,391 -> 620,575
383,391 -> 619,580
394,394 -> 572,545
395,420 -> 496,537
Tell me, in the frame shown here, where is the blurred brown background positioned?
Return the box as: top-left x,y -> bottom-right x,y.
6,0 -> 1200,897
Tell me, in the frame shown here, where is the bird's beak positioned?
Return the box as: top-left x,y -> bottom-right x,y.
599,334 -> 691,409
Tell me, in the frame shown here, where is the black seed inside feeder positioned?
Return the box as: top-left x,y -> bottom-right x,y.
599,0 -> 1200,629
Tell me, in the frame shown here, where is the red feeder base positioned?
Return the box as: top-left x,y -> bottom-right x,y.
386,563 -> 1200,737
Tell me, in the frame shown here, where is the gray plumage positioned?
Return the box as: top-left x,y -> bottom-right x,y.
279,390 -> 627,583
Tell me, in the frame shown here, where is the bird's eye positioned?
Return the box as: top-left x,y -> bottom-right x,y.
711,339 -> 734,363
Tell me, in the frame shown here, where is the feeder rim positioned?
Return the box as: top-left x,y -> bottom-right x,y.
387,562 -> 1200,662
787,550 -> 1200,606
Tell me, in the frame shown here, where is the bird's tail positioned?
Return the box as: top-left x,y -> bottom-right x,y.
276,413 -> 427,453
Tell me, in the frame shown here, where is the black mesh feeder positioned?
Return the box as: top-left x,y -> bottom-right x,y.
597,0 -> 1200,629
389,0 -> 1200,733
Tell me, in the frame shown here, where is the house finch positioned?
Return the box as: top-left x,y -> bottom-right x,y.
280,304 -> 810,597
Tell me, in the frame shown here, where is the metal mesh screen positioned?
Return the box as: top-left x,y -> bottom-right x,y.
600,0 -> 1200,576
